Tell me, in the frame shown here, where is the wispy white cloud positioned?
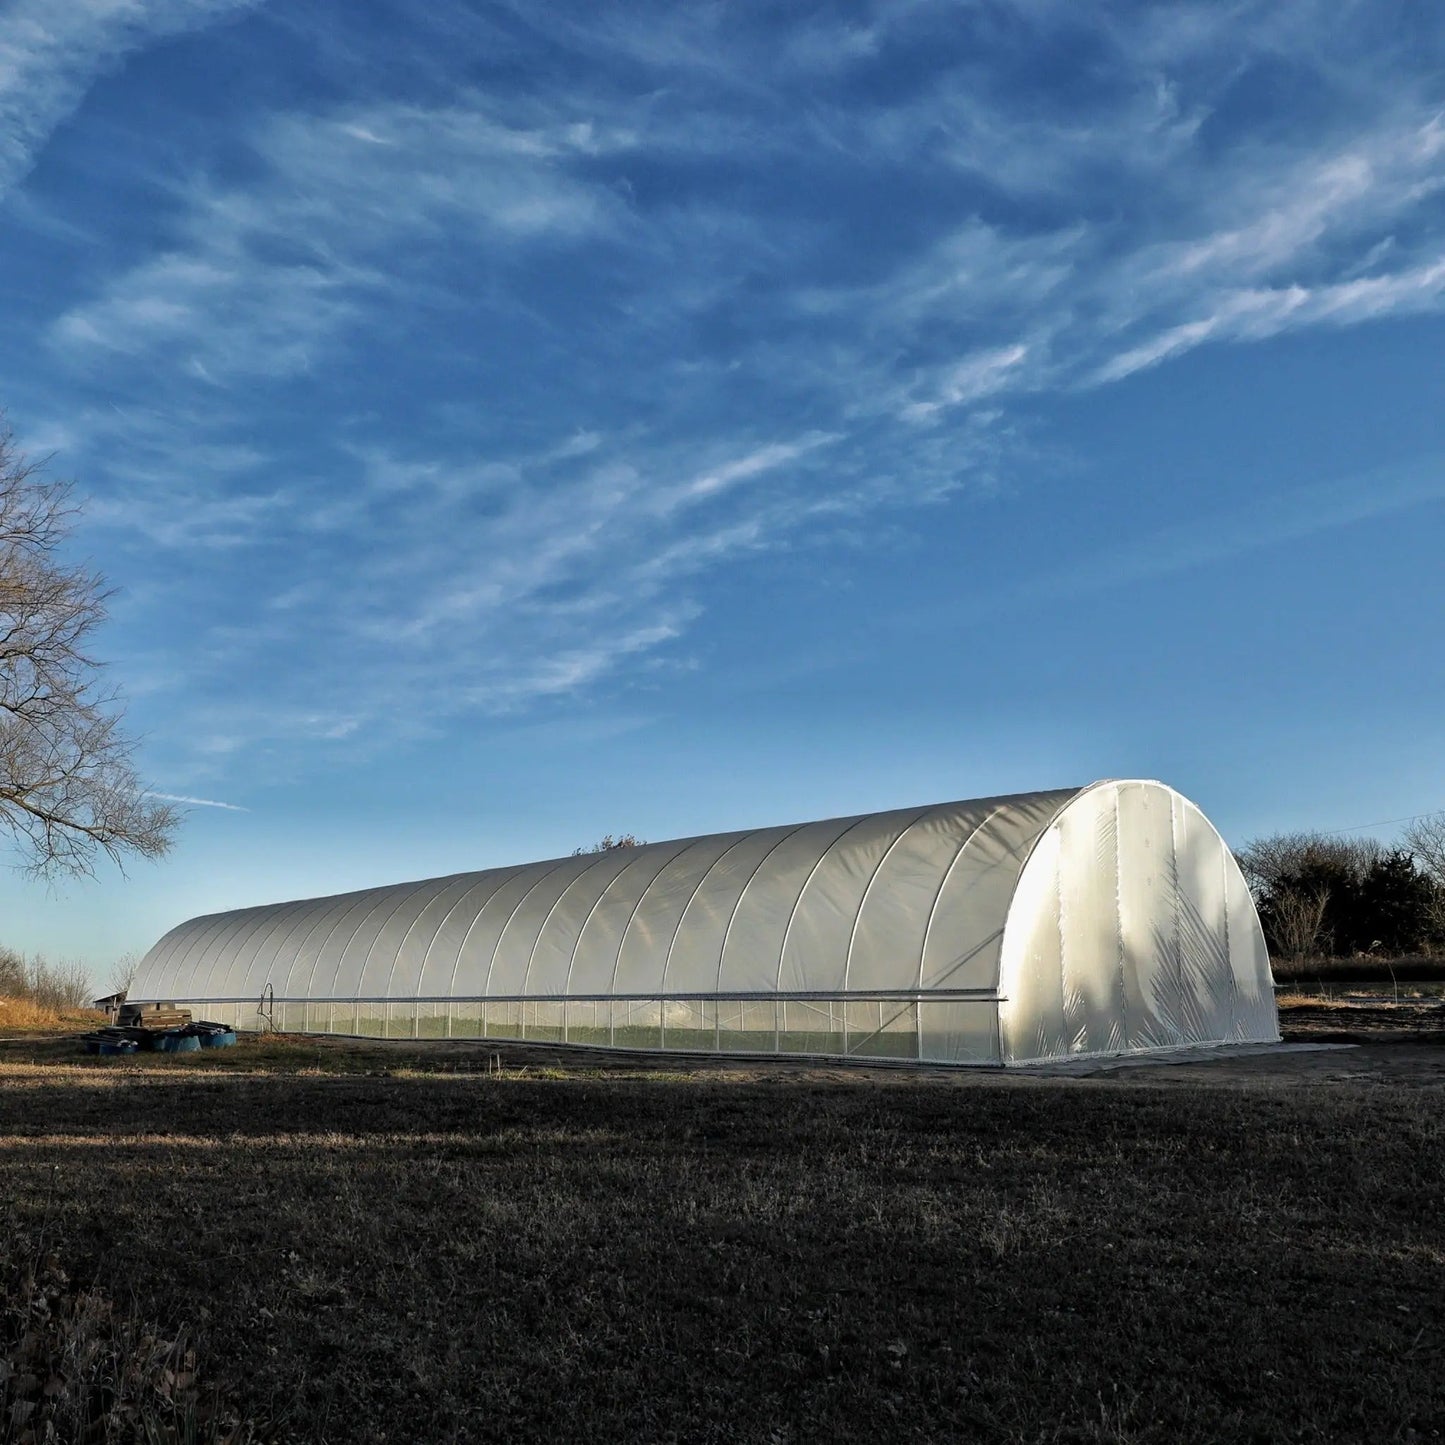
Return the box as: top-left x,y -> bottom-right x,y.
462,615 -> 694,714
330,432 -> 843,665
63,403 -> 286,551
48,95 -> 634,380
70,412 -> 868,764
88,483 -> 291,550
1093,253 -> 1445,384
1078,114 -> 1445,382
901,344 -> 1032,423
16,0 -> 1445,776
810,104 -> 1445,411
0,0 -> 259,200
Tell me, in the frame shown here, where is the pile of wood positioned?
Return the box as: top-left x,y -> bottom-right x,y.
115,1002 -> 192,1030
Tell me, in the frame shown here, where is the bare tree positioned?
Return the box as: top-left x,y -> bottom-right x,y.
0,943 -> 92,1009
572,833 -> 645,855
1235,830 -> 1382,901
107,949 -> 141,998
1402,813 -> 1445,943
1402,813 -> 1445,887
0,942 -> 23,996
0,422 -> 176,877
1268,884 -> 1332,963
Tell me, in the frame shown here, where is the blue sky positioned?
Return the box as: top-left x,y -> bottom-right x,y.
1,0 -> 1443,981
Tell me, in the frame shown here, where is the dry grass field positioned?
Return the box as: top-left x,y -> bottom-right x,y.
0,998 -> 104,1032
3,1001 -> 1444,1444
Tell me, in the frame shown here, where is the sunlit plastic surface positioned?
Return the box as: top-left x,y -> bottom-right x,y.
134,782 -> 1279,1066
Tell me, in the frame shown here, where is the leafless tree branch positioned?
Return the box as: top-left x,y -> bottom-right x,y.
1268,884 -> 1332,963
1402,813 -> 1445,941
0,419 -> 177,878
1234,830 -> 1383,900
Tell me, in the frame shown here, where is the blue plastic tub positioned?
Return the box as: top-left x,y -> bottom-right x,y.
155,1031 -> 202,1054
198,1029 -> 237,1049
97,1038 -> 139,1056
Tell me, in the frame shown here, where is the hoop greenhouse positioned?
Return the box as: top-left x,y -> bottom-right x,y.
130,779 -> 1279,1065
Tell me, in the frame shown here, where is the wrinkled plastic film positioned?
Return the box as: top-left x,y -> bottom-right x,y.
923,790 -> 1077,993
779,808 -> 932,995
1059,787 -> 1126,1056
612,834 -> 744,993
997,825 -> 1065,1064
1172,800 -> 1234,1044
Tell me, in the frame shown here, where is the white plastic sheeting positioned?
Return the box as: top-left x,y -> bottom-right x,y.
995,782 -> 1277,1062
132,780 -> 1278,1064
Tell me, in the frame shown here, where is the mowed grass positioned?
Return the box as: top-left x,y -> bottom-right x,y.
2,1035 -> 1444,1443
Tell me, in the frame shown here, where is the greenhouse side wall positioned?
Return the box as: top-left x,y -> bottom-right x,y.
167,993 -> 1005,1063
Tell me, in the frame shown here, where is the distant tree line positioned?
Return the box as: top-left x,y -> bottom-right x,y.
0,944 -> 92,1010
1236,814 -> 1445,960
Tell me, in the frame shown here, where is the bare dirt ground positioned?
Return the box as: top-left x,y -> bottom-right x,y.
1148,996 -> 1445,1088
5,993 -> 1442,1085
4,995 -> 1444,1444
